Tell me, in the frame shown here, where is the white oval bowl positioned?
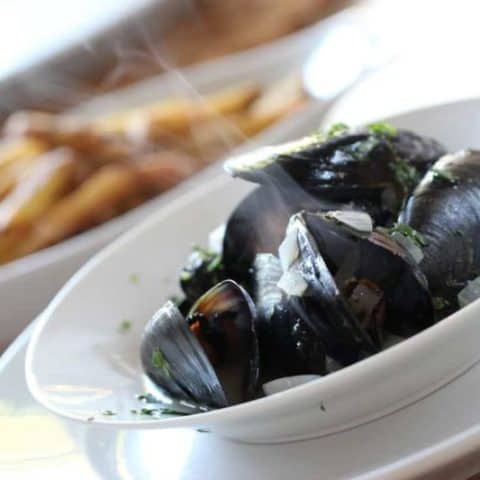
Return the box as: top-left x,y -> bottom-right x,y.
26,98 -> 480,443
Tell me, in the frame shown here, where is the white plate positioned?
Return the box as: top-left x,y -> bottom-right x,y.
0,6 -> 358,350
26,97 -> 480,443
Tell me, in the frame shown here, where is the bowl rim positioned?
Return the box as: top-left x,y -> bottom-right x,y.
25,95 -> 480,430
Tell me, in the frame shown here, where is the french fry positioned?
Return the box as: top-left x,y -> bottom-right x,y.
0,138 -> 46,172
134,151 -> 199,192
3,111 -> 131,163
14,164 -> 140,257
0,148 -> 76,231
97,83 -> 259,141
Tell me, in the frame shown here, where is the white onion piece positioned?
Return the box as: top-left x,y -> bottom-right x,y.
263,375 -> 321,396
208,224 -> 226,254
390,232 -> 424,264
458,277 -> 480,308
325,210 -> 373,233
277,269 -> 308,297
278,229 -> 299,272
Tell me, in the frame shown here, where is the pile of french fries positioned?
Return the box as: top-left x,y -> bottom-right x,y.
0,75 -> 306,265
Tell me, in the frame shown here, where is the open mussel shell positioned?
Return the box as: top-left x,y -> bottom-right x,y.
253,254 -> 326,382
141,280 -> 259,409
282,213 -> 378,365
399,150 -> 480,304
301,211 -> 434,337
222,185 -> 388,286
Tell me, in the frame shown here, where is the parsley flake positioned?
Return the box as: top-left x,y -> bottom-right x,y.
327,122 -> 349,137
390,159 -> 419,192
320,401 -> 326,412
129,273 -> 139,284
388,224 -> 428,248
367,122 -> 397,136
118,320 -> 132,333
433,297 -> 450,311
431,168 -> 458,185
152,348 -> 170,376
102,410 -> 116,416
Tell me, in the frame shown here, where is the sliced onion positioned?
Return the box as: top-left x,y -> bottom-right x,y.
325,210 -> 373,233
208,224 -> 226,254
390,231 -> 424,264
277,269 -> 308,297
278,228 -> 299,272
263,375 -> 320,396
458,276 -> 480,308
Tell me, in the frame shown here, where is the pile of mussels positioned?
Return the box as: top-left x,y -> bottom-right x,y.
141,122 -> 480,410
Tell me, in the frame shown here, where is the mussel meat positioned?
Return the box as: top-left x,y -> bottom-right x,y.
141,280 -> 259,408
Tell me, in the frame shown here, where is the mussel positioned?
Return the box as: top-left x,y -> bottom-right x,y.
253,253 -> 326,382
224,124 -> 446,222
399,150 -> 480,305
141,280 -> 259,408
284,211 -> 434,342
222,185 -> 389,285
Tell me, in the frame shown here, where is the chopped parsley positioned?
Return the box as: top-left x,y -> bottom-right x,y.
136,393 -> 159,403
431,168 -> 458,185
131,407 -> 190,417
320,401 -> 326,412
367,122 -> 397,136
387,224 -> 428,248
87,416 -> 95,422
102,410 -> 116,416
455,229 -> 464,237
129,273 -> 139,284
390,159 -> 419,192
327,122 -> 349,137
433,297 -> 450,311
118,320 -> 132,333
152,348 -> 170,376
196,428 -> 211,433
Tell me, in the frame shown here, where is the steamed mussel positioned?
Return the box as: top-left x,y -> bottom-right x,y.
399,150 -> 480,308
141,280 -> 259,408
140,120 -> 478,412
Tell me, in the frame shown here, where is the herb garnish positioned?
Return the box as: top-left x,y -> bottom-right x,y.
87,416 -> 95,422
367,122 -> 397,136
192,245 -> 224,273
327,122 -> 349,137
131,407 -> 190,416
454,229 -> 464,237
102,410 -> 116,416
129,273 -> 139,284
118,320 -> 132,333
431,168 -> 458,185
390,159 -> 419,192
433,297 -> 450,311
320,401 -> 326,412
387,224 -> 428,248
152,348 -> 170,376
136,393 -> 159,403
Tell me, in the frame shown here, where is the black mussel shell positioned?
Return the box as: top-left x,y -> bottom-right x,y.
390,129 -> 446,171
399,150 -> 480,304
302,211 -> 434,337
224,127 -> 446,221
141,280 -> 259,408
222,185 -> 386,286
253,254 -> 326,382
284,214 -> 378,364
180,246 -> 225,306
